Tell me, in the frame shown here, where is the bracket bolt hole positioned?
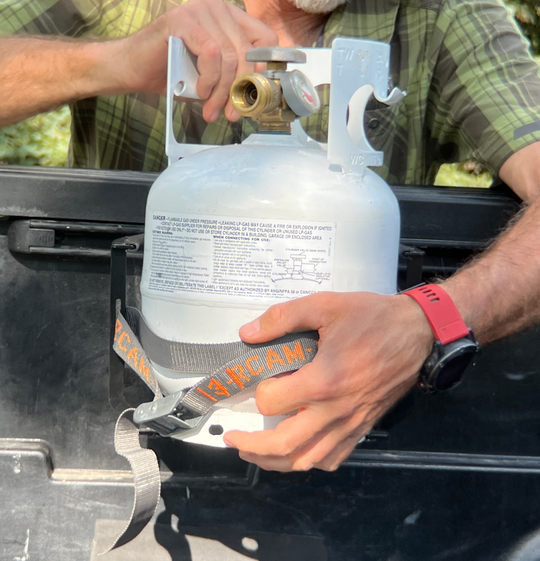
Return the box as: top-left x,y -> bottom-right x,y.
209,424 -> 224,435
242,537 -> 259,552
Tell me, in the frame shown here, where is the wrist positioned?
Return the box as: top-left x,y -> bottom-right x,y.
401,284 -> 478,392
403,284 -> 470,344
84,40 -> 132,96
435,277 -> 477,335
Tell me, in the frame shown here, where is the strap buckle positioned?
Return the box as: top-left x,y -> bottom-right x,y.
133,391 -> 207,437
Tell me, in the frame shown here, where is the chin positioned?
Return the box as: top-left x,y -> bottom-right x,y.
287,0 -> 348,14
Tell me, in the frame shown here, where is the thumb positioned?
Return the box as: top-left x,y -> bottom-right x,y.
239,292 -> 330,343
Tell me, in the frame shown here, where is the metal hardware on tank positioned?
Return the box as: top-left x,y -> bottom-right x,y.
138,36 -> 406,446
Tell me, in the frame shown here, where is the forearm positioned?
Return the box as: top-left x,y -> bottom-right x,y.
442,196 -> 540,344
0,36 -> 124,127
0,1 -> 281,128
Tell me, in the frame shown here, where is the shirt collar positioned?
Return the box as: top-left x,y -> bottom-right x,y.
320,0 -> 400,47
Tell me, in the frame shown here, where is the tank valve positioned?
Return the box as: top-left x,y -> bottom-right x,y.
230,47 -> 320,133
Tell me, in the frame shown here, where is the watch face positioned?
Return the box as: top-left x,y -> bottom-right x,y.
422,338 -> 478,392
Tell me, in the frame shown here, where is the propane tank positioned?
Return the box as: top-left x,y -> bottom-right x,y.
140,38 -> 403,445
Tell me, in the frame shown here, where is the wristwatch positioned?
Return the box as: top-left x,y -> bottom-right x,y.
403,284 -> 479,393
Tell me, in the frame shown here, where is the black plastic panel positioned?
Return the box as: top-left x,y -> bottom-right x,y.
0,166 -> 521,246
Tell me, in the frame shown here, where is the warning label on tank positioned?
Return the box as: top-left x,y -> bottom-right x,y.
147,213 -> 336,303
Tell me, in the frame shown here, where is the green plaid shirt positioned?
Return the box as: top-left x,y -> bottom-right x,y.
3,0 -> 540,184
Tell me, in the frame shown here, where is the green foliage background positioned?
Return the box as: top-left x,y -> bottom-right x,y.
508,0 -> 540,54
0,105 -> 70,167
0,0 -> 537,188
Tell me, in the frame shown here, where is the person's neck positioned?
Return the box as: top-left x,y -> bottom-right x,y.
244,0 -> 329,46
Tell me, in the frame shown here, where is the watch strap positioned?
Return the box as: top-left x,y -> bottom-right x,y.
404,285 -> 469,345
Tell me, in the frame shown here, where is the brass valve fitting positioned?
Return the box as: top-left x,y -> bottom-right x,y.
230,47 -> 319,133
230,74 -> 282,118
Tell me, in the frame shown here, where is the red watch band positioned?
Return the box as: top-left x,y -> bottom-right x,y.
404,284 -> 469,345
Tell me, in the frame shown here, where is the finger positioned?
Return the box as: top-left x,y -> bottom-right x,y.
305,392 -> 407,471
233,409 -> 365,472
224,406 -> 330,457
313,431 -> 364,471
169,4 -> 246,118
238,450 -> 314,472
255,362 -> 337,416
305,417 -> 372,471
224,106 -> 241,122
199,1 -> 278,121
222,4 -> 277,121
238,432 -> 358,473
202,12 -> 260,120
227,4 -> 279,48
191,12 -> 242,120
235,413 -> 368,472
239,292 -> 334,343
165,9 -> 221,100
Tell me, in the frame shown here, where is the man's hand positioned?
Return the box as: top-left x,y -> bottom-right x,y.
115,0 -> 278,122
224,292 -> 433,472
0,0 -> 277,127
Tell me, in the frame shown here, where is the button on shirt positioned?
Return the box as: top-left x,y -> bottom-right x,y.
3,0 -> 540,184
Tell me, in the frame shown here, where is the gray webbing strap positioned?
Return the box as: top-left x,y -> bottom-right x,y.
103,305 -> 164,553
116,305 -> 318,416
106,304 -> 318,554
125,306 -> 261,374
101,409 -> 161,554
124,305 -> 319,376
113,304 -> 162,398
180,331 -> 318,415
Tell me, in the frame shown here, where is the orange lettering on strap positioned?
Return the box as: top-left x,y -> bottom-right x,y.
283,341 -> 305,364
118,332 -> 130,352
127,347 -> 139,369
208,378 -> 230,397
114,319 -> 122,341
266,348 -> 285,369
232,364 -> 250,381
197,387 -> 218,402
245,356 -> 263,376
139,356 -> 150,382
226,367 -> 245,389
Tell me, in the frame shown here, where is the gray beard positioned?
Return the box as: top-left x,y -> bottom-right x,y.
287,0 -> 348,14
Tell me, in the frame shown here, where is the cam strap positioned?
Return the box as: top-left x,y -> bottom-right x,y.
100,409 -> 161,554
114,305 -> 318,416
103,302 -> 318,553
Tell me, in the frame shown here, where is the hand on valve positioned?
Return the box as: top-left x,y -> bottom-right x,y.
224,291 -> 434,472
114,0 -> 278,122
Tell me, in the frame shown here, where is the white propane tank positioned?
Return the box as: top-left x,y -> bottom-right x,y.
140,38 -> 403,446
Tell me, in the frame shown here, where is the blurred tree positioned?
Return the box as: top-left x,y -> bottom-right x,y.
0,106 -> 70,167
509,0 -> 540,54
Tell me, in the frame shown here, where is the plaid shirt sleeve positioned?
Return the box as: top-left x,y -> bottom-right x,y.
0,0 -> 127,38
281,0 -> 540,185
425,0 -> 540,179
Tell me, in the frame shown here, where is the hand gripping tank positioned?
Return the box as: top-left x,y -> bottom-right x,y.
139,38 -> 403,445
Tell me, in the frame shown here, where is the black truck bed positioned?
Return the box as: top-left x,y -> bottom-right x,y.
1,166 -> 539,561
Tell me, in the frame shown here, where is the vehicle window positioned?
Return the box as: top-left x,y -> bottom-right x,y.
436,164 -> 492,188
0,104 -> 493,186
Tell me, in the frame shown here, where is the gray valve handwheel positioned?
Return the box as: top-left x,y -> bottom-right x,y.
246,47 -> 306,64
